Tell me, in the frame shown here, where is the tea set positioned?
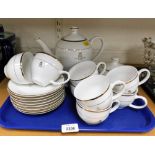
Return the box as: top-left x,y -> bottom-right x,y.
3,26 -> 151,124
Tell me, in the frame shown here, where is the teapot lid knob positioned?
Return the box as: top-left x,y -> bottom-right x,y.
111,57 -> 120,62
70,26 -> 79,33
62,26 -> 86,41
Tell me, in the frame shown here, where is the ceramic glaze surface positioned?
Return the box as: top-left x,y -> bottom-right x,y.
55,27 -> 104,70
8,77 -> 64,96
74,75 -> 110,100
107,65 -> 150,94
69,61 -> 106,87
4,52 -> 33,84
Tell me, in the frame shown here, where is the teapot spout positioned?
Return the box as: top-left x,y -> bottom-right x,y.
36,38 -> 54,55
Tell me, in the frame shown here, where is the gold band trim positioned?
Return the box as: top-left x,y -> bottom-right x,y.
76,85 -> 110,101
77,102 -> 111,113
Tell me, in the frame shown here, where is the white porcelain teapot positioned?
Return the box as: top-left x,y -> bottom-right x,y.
36,26 -> 104,70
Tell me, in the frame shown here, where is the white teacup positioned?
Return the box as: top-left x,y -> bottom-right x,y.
107,65 -> 150,94
118,89 -> 147,109
74,75 -> 125,109
69,61 -> 106,86
32,53 -> 70,86
4,52 -> 33,84
34,52 -> 63,70
76,92 -> 116,111
76,100 -> 120,125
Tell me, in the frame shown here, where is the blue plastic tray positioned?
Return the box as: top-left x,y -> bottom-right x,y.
0,89 -> 155,133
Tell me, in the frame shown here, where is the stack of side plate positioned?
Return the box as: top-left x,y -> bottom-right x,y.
7,76 -> 66,115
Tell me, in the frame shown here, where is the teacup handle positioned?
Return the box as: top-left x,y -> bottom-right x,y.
138,68 -> 150,86
111,81 -> 126,100
129,95 -> 147,109
96,62 -> 106,75
50,71 -> 70,86
110,100 -> 120,113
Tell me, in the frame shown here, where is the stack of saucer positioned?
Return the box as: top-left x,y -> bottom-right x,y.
7,77 -> 65,115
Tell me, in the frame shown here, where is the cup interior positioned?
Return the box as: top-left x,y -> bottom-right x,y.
69,61 -> 96,81
21,52 -> 33,82
107,65 -> 138,83
74,75 -> 109,100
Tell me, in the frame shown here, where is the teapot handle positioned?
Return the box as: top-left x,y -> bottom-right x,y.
89,36 -> 104,60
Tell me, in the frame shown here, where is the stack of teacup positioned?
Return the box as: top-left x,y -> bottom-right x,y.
106,65 -> 150,109
4,51 -> 70,115
69,61 -> 150,125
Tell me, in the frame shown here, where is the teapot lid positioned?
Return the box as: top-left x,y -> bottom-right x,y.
62,26 -> 87,42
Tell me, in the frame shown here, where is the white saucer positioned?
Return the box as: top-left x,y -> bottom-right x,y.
8,76 -> 64,96
9,89 -> 64,103
10,91 -> 65,106
11,94 -> 65,115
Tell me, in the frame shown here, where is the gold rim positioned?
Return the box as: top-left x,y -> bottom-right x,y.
77,93 -> 112,107
12,97 -> 64,115
36,52 -> 57,59
76,85 -> 110,101
11,94 -> 65,109
10,91 -> 64,103
77,102 -> 111,113
13,107 -> 56,115
20,52 -> 25,77
7,87 -> 64,99
8,88 -> 63,99
9,91 -> 64,103
61,38 -> 87,42
11,93 -> 65,108
7,85 -> 64,98
9,90 -> 65,104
